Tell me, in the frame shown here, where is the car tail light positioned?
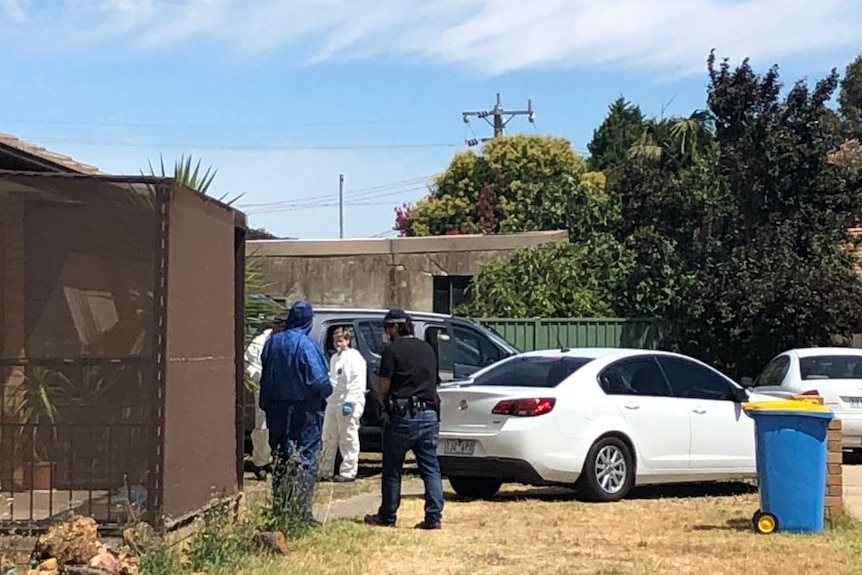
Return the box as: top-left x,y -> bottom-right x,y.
492,398 -> 556,417
800,389 -> 820,396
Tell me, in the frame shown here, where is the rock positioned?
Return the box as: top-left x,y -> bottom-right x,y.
252,531 -> 288,555
37,559 -> 57,572
59,568 -> 107,575
32,516 -> 100,567
117,555 -> 139,575
120,523 -> 155,555
87,548 -> 121,575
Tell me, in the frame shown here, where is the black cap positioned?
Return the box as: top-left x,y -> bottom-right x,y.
382,309 -> 412,325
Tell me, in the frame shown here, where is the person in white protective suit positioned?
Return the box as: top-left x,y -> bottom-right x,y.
244,317 -> 284,480
319,327 -> 367,482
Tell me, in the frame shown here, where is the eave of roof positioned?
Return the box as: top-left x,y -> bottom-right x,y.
0,131 -> 102,174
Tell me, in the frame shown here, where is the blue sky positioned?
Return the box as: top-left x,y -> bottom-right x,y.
2,0 -> 862,239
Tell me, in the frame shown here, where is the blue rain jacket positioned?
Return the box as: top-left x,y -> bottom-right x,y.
259,301 -> 332,413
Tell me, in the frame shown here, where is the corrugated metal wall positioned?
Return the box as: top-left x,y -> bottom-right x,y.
477,318 -> 660,351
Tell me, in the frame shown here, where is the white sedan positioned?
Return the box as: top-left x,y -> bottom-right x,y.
437,348 -> 773,502
752,347 -> 862,451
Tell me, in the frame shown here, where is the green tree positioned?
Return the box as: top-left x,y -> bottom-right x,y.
457,236 -> 632,318
587,96 -> 646,172
626,111 -> 714,166
395,134 -> 610,239
839,54 -> 862,138
664,52 -> 862,378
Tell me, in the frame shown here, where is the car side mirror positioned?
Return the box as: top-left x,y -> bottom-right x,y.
732,386 -> 749,402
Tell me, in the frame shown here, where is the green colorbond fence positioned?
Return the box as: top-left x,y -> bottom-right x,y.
476,317 -> 661,352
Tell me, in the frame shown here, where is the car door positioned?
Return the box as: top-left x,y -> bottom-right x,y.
352,319 -> 388,424
598,356 -> 690,471
657,355 -> 754,471
423,322 -> 455,382
448,322 -> 505,380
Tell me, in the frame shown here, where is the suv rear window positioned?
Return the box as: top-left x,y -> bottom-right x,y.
800,355 -> 862,380
470,356 -> 592,388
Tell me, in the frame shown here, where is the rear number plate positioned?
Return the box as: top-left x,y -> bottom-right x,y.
443,439 -> 476,456
850,397 -> 862,409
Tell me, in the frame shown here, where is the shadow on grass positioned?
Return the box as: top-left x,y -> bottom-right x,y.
397,481 -> 758,504
688,516 -> 753,533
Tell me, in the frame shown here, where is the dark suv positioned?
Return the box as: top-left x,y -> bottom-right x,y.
243,307 -> 519,453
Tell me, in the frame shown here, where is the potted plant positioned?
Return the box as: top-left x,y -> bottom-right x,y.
10,365 -> 66,490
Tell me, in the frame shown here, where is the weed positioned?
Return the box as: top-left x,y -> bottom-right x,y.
185,498 -> 254,573
260,454 -> 316,539
138,455 -> 320,574
139,544 -> 184,575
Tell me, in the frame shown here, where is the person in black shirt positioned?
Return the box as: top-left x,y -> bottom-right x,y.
364,309 -> 444,530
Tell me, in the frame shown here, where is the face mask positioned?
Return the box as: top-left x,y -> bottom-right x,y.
336,341 -> 349,351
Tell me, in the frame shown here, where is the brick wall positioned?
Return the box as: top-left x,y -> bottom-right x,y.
825,418 -> 844,525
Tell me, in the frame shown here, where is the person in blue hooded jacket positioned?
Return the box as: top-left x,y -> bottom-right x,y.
259,300 -> 332,526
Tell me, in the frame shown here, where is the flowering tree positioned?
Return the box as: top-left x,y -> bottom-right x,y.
394,134 -> 610,238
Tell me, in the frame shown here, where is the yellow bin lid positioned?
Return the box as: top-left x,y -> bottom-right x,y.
743,397 -> 831,413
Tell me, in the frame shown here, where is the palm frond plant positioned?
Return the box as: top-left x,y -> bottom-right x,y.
10,366 -> 69,462
145,153 -> 244,205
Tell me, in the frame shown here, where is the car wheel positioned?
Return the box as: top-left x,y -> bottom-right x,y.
448,476 -> 502,499
577,436 -> 634,502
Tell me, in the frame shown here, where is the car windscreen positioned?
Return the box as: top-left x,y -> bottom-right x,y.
799,355 -> 862,380
469,356 -> 593,388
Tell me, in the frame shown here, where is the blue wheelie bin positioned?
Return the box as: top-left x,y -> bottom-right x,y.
742,398 -> 834,534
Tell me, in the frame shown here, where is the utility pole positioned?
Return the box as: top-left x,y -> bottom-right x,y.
462,92 -> 535,146
338,173 -> 344,239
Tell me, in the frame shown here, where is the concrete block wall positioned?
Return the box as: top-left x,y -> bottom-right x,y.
825,418 -> 844,525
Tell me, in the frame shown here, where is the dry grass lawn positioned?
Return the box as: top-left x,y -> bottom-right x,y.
236,482 -> 862,575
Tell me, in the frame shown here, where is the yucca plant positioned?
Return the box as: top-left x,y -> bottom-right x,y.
145,153 -> 244,205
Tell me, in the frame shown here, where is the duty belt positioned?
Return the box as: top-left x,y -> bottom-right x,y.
384,396 -> 434,415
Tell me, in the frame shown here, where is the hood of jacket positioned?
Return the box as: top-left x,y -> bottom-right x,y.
285,300 -> 314,334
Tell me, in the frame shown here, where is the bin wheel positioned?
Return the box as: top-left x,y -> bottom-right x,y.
752,510 -> 778,534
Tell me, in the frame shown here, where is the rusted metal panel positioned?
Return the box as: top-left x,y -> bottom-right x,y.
0,173 -> 245,533
149,183 -> 170,529
0,173 -> 160,531
234,227 -> 247,489
161,183 -> 239,525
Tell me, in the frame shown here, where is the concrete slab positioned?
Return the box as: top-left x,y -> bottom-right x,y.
313,484 -> 424,524
842,464 -> 862,519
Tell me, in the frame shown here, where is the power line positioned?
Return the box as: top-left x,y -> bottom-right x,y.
20,136 -> 461,151
0,116 -> 450,129
243,185 -> 428,215
237,175 -> 435,209
462,93 -> 535,146
245,186 -> 427,214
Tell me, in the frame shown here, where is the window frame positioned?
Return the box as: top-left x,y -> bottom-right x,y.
755,355 -> 791,387
469,354 -> 592,388
657,355 -> 738,402
450,324 -> 503,369
597,355 -> 673,397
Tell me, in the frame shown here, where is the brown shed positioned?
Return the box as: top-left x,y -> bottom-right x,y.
0,171 -> 247,532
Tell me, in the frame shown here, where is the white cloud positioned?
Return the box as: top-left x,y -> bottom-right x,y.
0,0 -> 26,22
2,0 -> 861,77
